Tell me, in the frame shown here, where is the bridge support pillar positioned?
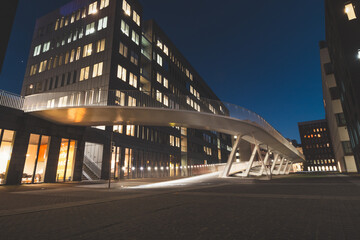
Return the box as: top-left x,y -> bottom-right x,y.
276,157 -> 285,175
240,145 -> 258,177
270,154 -> 279,174
281,160 -> 289,175
286,162 -> 292,175
253,151 -> 270,176
219,135 -> 241,178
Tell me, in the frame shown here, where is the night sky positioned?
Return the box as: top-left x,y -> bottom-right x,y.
0,0 -> 325,142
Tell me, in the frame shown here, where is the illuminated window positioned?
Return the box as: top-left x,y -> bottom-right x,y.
157,39 -> 163,49
55,19 -> 59,30
79,28 -> 84,39
92,62 -> 103,78
157,73 -> 162,83
119,42 -> 128,57
130,51 -> 138,65
85,22 -> 95,35
22,135 -> 51,184
83,43 -> 93,57
117,65 -> 127,81
76,47 -> 81,60
128,96 -> 136,107
56,139 -> 77,182
345,3 -> 357,20
64,51 -> 69,64
126,125 -> 135,136
97,39 -> 106,52
163,45 -> 168,56
43,42 -> 50,53
156,90 -> 162,102
129,73 -> 137,88
70,49 -> 75,62
38,60 -> 47,73
0,129 -> 15,185
122,0 -> 131,16
89,2 -> 98,14
113,125 -> 123,133
80,66 -> 90,81
71,13 -> 75,23
121,20 -> 129,36
170,135 -> 175,146
98,16 -> 108,31
82,7 -> 87,18
100,0 -> 109,9
163,78 -> 168,88
163,95 -> 169,106
115,91 -> 125,106
30,64 -> 38,76
33,44 -> 42,56
131,30 -> 139,45
157,54 -> 162,66
133,10 -> 140,26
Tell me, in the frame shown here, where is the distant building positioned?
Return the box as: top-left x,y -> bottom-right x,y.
319,41 -> 357,173
298,120 -> 338,172
322,0 -> 360,172
0,0 -> 18,73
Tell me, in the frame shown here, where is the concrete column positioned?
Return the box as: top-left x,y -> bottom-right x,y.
73,139 -> 85,181
44,136 -> 61,183
6,131 -> 30,185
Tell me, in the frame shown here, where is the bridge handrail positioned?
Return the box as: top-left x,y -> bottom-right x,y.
0,90 -> 24,110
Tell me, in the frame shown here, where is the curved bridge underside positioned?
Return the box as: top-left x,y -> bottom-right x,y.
30,106 -> 304,163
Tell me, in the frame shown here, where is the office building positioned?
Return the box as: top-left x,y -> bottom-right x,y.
0,0 -> 231,185
298,119 -> 338,172
323,0 -> 360,172
319,41 -> 357,172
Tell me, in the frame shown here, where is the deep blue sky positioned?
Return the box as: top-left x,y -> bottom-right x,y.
0,0 -> 325,142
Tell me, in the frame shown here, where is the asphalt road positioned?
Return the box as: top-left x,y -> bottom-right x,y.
0,173 -> 359,240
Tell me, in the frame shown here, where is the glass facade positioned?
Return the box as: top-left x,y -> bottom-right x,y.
22,134 -> 50,184
56,139 -> 77,182
0,129 -> 16,184
111,146 -> 121,179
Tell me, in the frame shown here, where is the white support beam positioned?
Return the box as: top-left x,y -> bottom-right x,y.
220,135 -> 241,178
286,162 -> 292,175
276,157 -> 285,175
281,160 -> 289,175
240,145 -> 258,177
270,154 -> 279,174
253,151 -> 270,176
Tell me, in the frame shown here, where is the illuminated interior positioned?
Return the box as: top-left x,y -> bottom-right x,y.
56,139 -> 77,182
0,129 -> 15,185
22,134 -> 50,184
345,3 -> 357,20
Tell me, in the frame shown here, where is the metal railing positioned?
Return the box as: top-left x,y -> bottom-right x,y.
22,89 -> 299,156
0,90 -> 24,110
83,154 -> 102,178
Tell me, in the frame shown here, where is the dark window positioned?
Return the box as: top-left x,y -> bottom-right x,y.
73,70 -> 77,83
55,76 -> 59,89
324,63 -> 333,75
342,141 -> 353,155
67,72 -> 71,85
61,74 -> 65,87
330,87 -> 340,100
335,113 -> 346,126
49,78 -> 53,90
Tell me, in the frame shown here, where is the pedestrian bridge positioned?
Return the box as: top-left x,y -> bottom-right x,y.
19,90 -> 304,177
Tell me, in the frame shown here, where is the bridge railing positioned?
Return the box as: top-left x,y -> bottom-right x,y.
23,89 -> 297,154
0,90 -> 24,110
